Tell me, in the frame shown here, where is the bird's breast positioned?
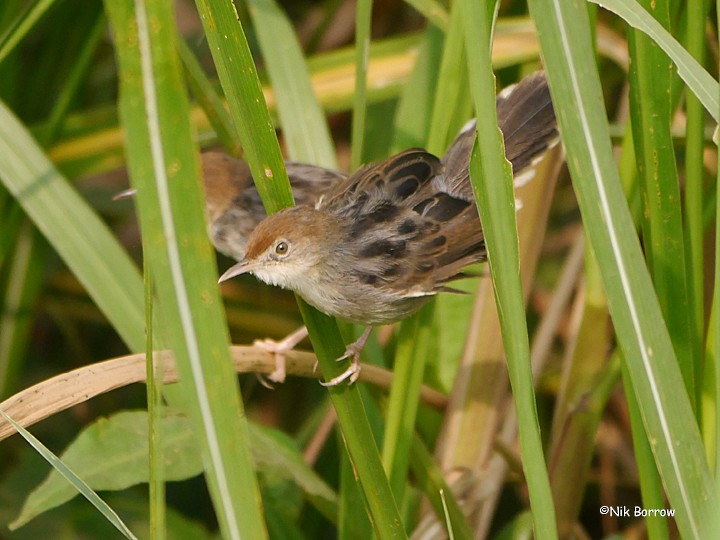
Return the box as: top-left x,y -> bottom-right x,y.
295,272 -> 431,325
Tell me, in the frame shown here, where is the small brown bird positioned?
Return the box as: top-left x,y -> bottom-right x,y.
116,151 -> 344,384
220,72 -> 558,386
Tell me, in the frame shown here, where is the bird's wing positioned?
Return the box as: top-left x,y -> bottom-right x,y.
321,149 -> 485,297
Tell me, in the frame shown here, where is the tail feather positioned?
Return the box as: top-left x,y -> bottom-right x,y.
497,72 -> 558,173
439,71 -> 558,199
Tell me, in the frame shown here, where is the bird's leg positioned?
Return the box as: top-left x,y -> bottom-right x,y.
320,326 -> 372,387
253,325 -> 309,385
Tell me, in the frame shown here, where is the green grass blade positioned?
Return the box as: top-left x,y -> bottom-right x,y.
195,1 -> 404,536
391,26 -> 443,153
382,302 -> 434,502
410,437 -> 474,539
246,0 -> 404,529
245,0 -> 403,531
622,360 -> 671,540
2,410 -> 138,539
461,1 -> 557,537
0,5 -> 108,400
403,0 -> 448,31
104,1 -> 267,538
177,38 -> 240,156
363,20 -> 458,524
425,2 -> 470,155
249,422 -> 339,522
0,222 -> 44,398
0,101 -> 145,352
247,0 -> 336,168
0,0 -> 58,64
588,0 -> 718,121
350,0 -> 372,168
338,444 -> 373,538
626,0 -> 694,404
684,0 -> 709,412
549,249 -> 615,535
702,303 -> 718,488
527,0 -> 720,536
381,22 -> 444,513
193,0 -> 292,213
716,0 -> 720,496
145,264 -> 165,540
36,11 -> 105,145
297,305 -> 406,539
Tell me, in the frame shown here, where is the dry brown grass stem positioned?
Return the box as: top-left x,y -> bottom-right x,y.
0,345 -> 448,441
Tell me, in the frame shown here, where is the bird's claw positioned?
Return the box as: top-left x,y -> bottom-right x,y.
320,356 -> 361,387
252,326 -> 309,387
319,327 -> 372,387
320,346 -> 362,387
253,338 -> 288,387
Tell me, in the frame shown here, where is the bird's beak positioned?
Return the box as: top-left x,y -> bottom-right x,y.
218,259 -> 254,283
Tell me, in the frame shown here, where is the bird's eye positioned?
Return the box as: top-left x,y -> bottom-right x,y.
275,241 -> 289,256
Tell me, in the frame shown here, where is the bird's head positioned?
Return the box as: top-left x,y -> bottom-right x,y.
218,206 -> 334,290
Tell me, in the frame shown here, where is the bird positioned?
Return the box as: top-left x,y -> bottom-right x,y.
219,71 -> 559,386
115,151 -> 346,385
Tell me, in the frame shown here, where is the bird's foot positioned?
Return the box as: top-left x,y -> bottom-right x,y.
319,349 -> 361,387
253,326 -> 308,387
320,327 -> 372,387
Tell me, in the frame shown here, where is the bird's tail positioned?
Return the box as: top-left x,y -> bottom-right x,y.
441,71 -> 559,197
